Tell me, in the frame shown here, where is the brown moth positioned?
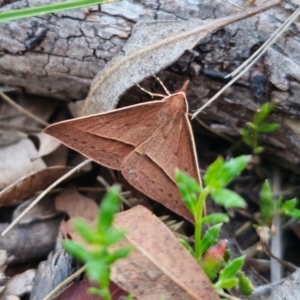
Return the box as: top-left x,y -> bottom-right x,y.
43,82 -> 200,223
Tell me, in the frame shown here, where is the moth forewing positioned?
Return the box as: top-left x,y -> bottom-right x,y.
43,81 -> 201,222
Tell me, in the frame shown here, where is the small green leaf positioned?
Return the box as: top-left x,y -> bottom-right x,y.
276,196 -> 284,209
73,219 -> 95,244
63,240 -> 90,262
205,155 -> 250,189
175,169 -> 201,194
259,180 -> 274,224
216,277 -> 239,289
202,213 -> 230,225
98,185 -> 121,231
200,224 -> 222,256
219,155 -> 251,187
219,256 -> 245,281
242,134 -> 254,147
257,123 -> 279,133
175,169 -> 201,215
178,185 -> 197,214
239,128 -> 251,136
179,238 -> 195,256
238,272 -> 254,296
102,228 -> 127,246
246,122 -> 256,130
106,247 -> 133,264
86,260 -> 108,283
253,103 -> 275,125
280,198 -> 297,212
211,188 -> 246,209
204,156 -> 224,188
286,208 -> 300,220
253,146 -> 264,154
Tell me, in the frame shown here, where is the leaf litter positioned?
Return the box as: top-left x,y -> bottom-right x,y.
2,1 -> 300,299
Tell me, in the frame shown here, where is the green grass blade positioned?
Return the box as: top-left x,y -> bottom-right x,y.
0,0 -> 118,23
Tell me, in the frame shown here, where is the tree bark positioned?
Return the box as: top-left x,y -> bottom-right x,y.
0,0 -> 300,171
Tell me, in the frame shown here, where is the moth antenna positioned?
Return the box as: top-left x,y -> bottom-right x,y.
136,83 -> 166,98
153,75 -> 171,95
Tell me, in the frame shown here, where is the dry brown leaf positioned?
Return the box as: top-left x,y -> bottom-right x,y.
55,186 -> 98,222
82,0 -> 281,115
30,133 -> 62,161
110,205 -> 219,300
0,166 -> 71,207
55,186 -> 98,238
0,138 -> 46,190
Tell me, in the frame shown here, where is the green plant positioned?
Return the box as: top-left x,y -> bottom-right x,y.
175,155 -> 254,295
0,0 -> 117,23
240,103 -> 279,154
63,185 -> 133,300
259,180 -> 300,226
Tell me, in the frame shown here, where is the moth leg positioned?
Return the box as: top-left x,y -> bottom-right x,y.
136,83 -> 166,99
153,75 -> 171,95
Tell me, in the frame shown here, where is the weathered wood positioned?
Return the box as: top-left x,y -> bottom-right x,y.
0,0 -> 300,170
30,249 -> 74,300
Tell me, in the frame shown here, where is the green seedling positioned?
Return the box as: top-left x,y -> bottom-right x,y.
175,155 -> 254,295
63,185 -> 133,300
259,180 -> 300,226
240,103 -> 279,154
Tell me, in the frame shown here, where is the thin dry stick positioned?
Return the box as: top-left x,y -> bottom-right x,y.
194,116 -> 236,144
35,186 -> 107,195
97,176 -> 133,208
228,6 -> 300,78
0,113 -> 22,121
0,121 -> 42,132
42,266 -> 86,300
1,159 -> 92,236
191,5 -> 298,119
0,91 -> 49,127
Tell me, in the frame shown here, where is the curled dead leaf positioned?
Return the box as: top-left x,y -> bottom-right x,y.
0,166 -> 71,207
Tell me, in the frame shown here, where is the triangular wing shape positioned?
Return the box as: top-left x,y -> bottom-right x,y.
135,113 -> 200,183
45,121 -> 133,170
121,151 -> 194,223
43,101 -> 167,169
70,101 -> 166,146
121,111 -> 199,223
44,84 -> 200,222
